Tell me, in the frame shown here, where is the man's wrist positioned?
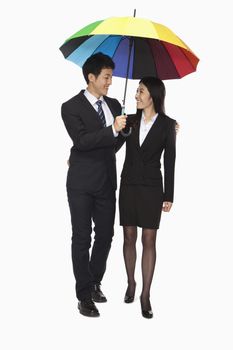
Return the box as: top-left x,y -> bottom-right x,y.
112,124 -> 119,137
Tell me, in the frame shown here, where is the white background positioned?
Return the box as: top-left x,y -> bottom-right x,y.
1,0 -> 233,349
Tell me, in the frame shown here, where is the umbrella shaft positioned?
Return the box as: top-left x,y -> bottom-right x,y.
122,37 -> 133,108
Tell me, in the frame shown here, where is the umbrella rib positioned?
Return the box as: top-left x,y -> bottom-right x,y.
159,40 -> 181,78
162,41 -> 197,76
181,48 -> 198,70
145,38 -> 158,78
111,36 -> 127,61
91,35 -> 130,68
97,35 -> 135,79
92,34 -> 117,55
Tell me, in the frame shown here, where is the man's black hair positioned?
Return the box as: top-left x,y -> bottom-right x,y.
82,52 -> 115,83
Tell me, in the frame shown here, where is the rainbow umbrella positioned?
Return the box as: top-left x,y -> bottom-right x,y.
60,14 -> 199,108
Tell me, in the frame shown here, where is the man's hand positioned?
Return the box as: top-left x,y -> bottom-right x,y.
162,202 -> 173,212
114,115 -> 127,132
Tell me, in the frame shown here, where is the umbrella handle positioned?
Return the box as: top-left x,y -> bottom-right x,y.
120,103 -> 131,137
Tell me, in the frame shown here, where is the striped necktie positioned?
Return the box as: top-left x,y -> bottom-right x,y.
96,100 -> 106,127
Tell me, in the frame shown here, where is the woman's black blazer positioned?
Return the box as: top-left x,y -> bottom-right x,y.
120,113 -> 176,202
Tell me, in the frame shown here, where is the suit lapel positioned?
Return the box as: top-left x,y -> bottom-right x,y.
78,91 -> 104,128
104,96 -> 119,118
133,120 -> 141,151
140,114 -> 163,150
78,92 -> 120,126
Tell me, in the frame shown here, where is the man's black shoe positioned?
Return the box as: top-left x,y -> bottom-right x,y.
91,284 -> 107,303
78,299 -> 100,317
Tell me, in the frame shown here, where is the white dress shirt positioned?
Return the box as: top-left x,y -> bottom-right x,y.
139,112 -> 158,146
84,90 -> 118,137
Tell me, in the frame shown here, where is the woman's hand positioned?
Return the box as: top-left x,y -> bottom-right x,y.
162,202 -> 173,212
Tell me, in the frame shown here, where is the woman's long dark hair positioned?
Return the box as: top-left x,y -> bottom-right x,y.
139,76 -> 166,115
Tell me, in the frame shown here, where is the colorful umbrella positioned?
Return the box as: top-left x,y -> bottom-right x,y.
60,14 -> 199,108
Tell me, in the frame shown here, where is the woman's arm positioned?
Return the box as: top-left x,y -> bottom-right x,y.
163,120 -> 176,202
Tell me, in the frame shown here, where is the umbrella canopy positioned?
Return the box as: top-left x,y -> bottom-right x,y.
60,16 -> 199,80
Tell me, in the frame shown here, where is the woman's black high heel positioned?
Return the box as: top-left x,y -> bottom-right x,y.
140,296 -> 153,318
124,284 -> 136,303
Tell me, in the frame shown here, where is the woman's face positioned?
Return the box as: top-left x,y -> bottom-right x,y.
135,83 -> 153,110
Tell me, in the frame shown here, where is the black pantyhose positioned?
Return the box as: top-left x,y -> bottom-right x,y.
123,226 -> 157,310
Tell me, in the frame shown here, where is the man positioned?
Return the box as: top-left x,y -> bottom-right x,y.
61,53 -> 127,317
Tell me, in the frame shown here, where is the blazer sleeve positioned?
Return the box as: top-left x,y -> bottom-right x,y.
61,103 -> 117,151
163,119 -> 176,202
115,132 -> 128,152
114,114 -> 136,152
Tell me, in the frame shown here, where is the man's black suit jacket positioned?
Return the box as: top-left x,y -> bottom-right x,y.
61,90 -> 124,191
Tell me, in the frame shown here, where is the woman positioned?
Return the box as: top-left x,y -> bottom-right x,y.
119,77 -> 176,319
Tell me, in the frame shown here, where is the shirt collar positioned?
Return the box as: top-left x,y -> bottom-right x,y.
84,89 -> 104,106
141,111 -> 158,123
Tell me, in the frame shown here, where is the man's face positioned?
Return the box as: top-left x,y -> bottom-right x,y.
88,68 -> 113,98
